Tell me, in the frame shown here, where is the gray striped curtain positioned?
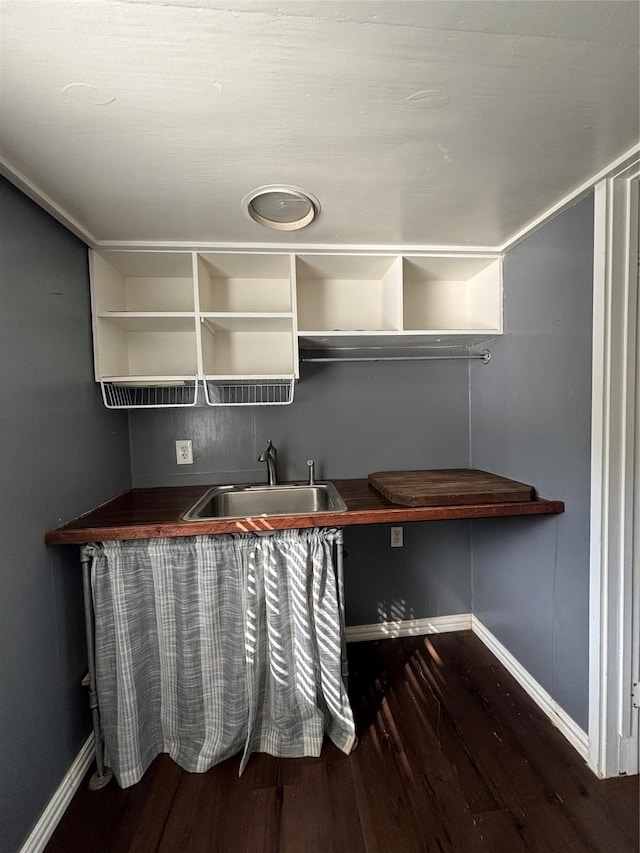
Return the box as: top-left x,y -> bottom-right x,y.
89,530 -> 355,788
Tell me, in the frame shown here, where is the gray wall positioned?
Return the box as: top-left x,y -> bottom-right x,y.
129,358 -> 474,625
469,194 -> 594,729
0,177 -> 595,848
0,177 -> 131,853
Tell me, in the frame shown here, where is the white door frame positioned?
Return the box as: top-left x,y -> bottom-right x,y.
589,156 -> 640,777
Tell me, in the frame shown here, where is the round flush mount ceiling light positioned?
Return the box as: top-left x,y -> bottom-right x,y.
242,185 -> 320,231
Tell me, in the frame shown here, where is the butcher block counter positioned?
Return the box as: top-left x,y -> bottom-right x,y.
45,473 -> 564,545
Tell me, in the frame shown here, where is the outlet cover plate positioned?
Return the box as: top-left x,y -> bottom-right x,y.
391,526 -> 403,548
176,439 -> 193,465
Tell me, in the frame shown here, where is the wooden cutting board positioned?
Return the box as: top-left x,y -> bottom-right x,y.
368,469 -> 535,507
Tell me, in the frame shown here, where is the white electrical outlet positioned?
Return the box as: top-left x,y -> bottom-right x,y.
390,526 -> 403,548
175,439 -> 193,465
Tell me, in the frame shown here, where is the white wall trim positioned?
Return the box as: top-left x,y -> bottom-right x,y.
26,614 -> 595,847
471,616 -> 590,763
589,157 -> 640,777
0,156 -> 98,247
18,734 -> 95,853
347,614 -> 589,763
95,240 -> 500,254
346,613 -> 472,643
499,142 -> 640,253
589,178 -> 609,778
3,143 -> 637,255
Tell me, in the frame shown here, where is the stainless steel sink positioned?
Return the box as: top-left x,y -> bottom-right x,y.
183,482 -> 347,520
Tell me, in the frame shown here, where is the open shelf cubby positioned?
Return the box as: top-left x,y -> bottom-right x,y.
200,316 -> 297,379
94,316 -> 199,379
197,253 -> 293,313
402,256 -> 501,332
90,251 -> 195,313
295,255 -> 402,334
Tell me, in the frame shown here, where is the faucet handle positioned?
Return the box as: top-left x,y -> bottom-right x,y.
307,459 -> 316,485
258,439 -> 276,462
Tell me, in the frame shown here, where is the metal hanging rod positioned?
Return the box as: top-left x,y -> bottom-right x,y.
301,348 -> 492,364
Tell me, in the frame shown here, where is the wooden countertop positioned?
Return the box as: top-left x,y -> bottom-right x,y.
44,479 -> 564,545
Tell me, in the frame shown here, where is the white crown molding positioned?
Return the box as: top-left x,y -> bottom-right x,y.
94,240 -> 501,255
0,156 -> 98,247
499,141 -> 640,252
3,143 -> 638,256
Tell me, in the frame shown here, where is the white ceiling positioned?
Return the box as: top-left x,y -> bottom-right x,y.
1,0 -> 638,249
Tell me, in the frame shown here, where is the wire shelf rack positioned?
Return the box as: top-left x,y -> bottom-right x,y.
100,379 -> 199,409
203,378 -> 295,406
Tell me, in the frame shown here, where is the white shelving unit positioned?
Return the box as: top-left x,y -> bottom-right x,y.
89,249 -> 502,407
91,250 -> 198,375
295,254 -> 402,341
295,253 -> 501,348
196,253 -> 297,386
402,256 -> 501,337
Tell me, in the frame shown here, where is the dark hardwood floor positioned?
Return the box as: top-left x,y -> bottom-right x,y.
45,632 -> 639,852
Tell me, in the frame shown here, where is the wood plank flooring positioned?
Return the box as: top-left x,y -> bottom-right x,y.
45,632 -> 639,852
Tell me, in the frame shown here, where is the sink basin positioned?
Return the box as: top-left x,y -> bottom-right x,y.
183,482 -> 347,520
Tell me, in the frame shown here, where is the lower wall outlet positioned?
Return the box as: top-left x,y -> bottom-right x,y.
175,439 -> 193,465
390,526 -> 403,548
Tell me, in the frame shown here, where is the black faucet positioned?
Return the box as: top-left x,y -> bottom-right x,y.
258,440 -> 278,485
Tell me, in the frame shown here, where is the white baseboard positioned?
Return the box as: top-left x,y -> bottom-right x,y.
19,733 -> 96,853
346,613 -> 589,764
471,616 -> 590,762
346,613 -> 472,643
21,615 -> 590,851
